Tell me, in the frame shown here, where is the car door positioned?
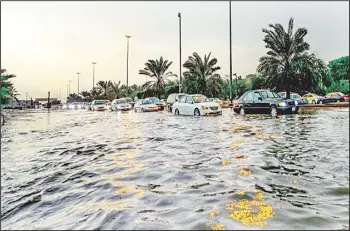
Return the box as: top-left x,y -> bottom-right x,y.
185,96 -> 194,115
177,96 -> 187,114
243,92 -> 254,113
252,92 -> 264,113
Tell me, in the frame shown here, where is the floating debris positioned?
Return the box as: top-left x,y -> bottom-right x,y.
226,190 -> 274,227
209,210 -> 220,217
237,168 -> 252,175
233,154 -> 247,159
222,160 -> 231,166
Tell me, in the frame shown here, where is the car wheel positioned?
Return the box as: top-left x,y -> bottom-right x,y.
175,108 -> 180,115
239,107 -> 245,116
312,100 -> 316,104
194,108 -> 200,116
319,100 -> 323,104
270,106 -> 278,117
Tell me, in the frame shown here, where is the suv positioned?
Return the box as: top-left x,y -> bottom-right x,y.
233,89 -> 299,117
166,93 -> 187,112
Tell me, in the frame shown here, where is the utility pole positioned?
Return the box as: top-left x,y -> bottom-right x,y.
125,35 -> 131,89
59,88 -> 61,102
178,12 -> 182,93
233,73 -> 238,99
68,80 -> 71,95
92,62 -> 97,89
66,84 -> 69,100
229,1 -> 233,102
76,72 -> 81,94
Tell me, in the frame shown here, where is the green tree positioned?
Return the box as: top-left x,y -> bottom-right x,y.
109,81 -> 125,100
96,80 -> 112,99
327,56 -> 349,81
139,57 -> 175,98
182,52 -> 221,97
257,17 -> 324,98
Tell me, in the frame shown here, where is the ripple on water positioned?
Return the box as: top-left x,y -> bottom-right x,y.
0,109 -> 349,229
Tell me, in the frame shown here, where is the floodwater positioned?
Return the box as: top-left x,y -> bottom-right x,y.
1,108 -> 349,230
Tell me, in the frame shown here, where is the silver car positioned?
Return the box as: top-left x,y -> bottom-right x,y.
111,99 -> 132,111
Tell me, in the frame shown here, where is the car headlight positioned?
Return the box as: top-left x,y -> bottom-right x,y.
201,106 -> 208,110
278,102 -> 287,107
295,101 -> 298,105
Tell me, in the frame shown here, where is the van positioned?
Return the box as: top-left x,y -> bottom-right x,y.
166,93 -> 187,112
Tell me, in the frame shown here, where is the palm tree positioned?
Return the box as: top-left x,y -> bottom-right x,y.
80,90 -> 91,99
90,87 -> 103,100
109,81 -> 125,100
182,52 -> 221,97
257,17 -> 325,98
96,80 -> 112,99
139,57 -> 175,98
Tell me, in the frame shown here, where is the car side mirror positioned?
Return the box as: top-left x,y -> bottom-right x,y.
258,97 -> 263,101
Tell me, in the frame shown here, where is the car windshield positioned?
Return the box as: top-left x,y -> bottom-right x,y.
123,98 -> 132,103
94,101 -> 105,105
192,95 -> 210,103
142,100 -> 153,105
116,100 -> 126,104
261,91 -> 278,98
149,97 -> 160,103
338,92 -> 344,96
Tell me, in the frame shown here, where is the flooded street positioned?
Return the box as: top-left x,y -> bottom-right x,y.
1,109 -> 349,230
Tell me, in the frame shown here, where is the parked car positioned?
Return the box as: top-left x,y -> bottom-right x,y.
209,98 -> 224,107
120,97 -> 135,109
91,100 -> 107,111
344,94 -> 349,102
166,93 -> 188,112
302,93 -> 324,104
278,92 -> 308,105
134,99 -> 159,112
146,97 -> 165,111
111,99 -> 132,111
320,92 -> 346,104
233,89 -> 299,117
173,94 -> 222,116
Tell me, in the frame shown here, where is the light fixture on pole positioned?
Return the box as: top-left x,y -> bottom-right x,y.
76,72 -> 81,94
92,62 -> 97,89
229,1 -> 233,102
178,12 -> 182,93
125,35 -> 131,89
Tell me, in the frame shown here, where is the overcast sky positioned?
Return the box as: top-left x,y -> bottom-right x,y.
1,1 -> 349,99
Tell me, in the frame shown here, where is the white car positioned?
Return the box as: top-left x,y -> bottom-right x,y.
134,99 -> 159,112
91,100 -> 107,111
173,94 -> 222,116
111,99 -> 132,111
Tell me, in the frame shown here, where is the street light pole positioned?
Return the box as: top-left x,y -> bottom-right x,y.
233,73 -> 238,99
125,35 -> 131,89
66,85 -> 69,100
76,72 -> 81,94
229,1 -> 233,102
68,80 -> 71,95
178,12 -> 182,93
92,62 -> 96,89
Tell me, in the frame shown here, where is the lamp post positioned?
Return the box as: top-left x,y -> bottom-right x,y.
178,12 -> 182,93
233,73 -> 238,99
66,85 -> 69,100
125,35 -> 131,89
229,1 -> 233,102
68,80 -> 71,95
76,72 -> 81,94
92,62 -> 96,89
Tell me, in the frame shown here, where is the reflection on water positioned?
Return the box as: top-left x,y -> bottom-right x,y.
1,109 -> 349,230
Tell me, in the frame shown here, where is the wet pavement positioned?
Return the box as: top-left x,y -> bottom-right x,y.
1,108 -> 349,230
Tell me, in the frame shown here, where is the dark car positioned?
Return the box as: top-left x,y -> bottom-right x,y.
233,89 -> 299,117
319,92 -> 346,104
166,93 -> 188,112
146,97 -> 165,110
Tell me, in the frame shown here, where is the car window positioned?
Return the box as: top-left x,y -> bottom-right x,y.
179,96 -> 186,103
244,92 -> 254,101
253,92 -> 261,101
338,92 -> 344,97
185,96 -> 193,104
